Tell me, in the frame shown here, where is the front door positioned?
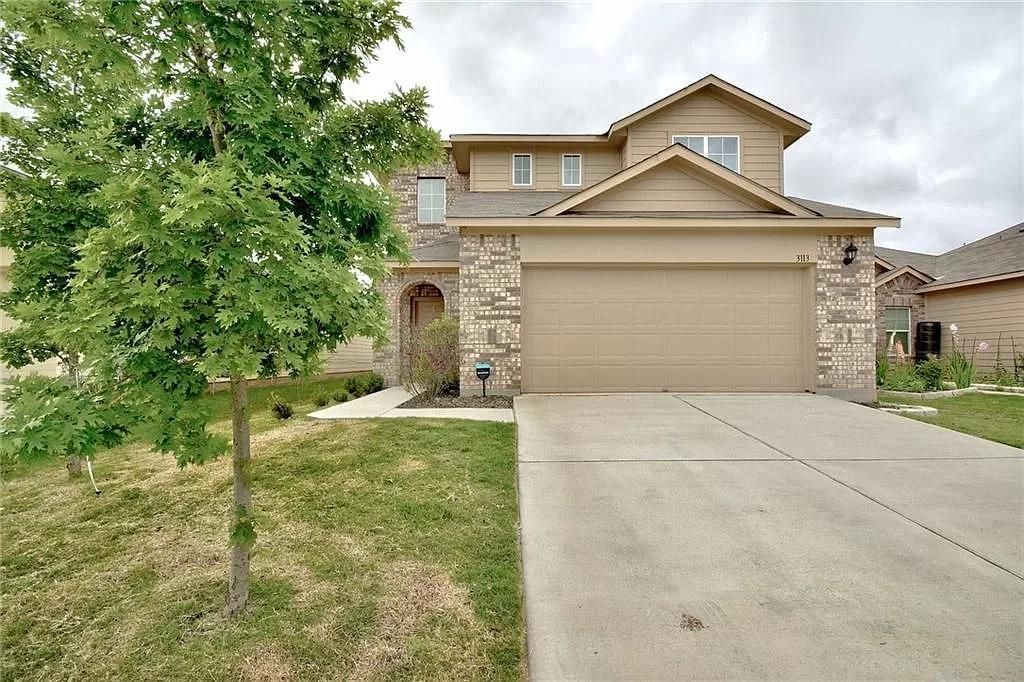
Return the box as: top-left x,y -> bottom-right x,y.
412,296 -> 444,332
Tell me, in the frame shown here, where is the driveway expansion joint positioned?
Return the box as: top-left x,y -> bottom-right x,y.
674,395 -> 1024,583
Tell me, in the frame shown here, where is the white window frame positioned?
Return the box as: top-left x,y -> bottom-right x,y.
671,134 -> 741,172
416,177 -> 446,225
511,153 -> 533,187
561,153 -> 583,187
885,307 -> 912,355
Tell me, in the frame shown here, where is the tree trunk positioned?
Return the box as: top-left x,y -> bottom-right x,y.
223,375 -> 253,618
66,454 -> 82,477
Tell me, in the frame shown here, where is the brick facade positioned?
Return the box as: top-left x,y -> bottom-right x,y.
874,272 -> 926,357
458,233 -> 522,395
372,270 -> 459,387
387,148 -> 469,249
815,234 -> 876,401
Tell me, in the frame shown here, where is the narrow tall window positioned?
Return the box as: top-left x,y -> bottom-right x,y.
885,307 -> 911,355
671,134 -> 740,172
512,154 -> 533,186
417,178 -> 445,224
561,154 -> 582,186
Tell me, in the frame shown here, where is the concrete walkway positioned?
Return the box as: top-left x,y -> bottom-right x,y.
516,393 -> 1024,680
309,386 -> 513,422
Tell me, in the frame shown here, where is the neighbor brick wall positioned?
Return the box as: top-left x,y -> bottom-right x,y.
875,273 -> 926,356
372,270 -> 459,387
458,233 -> 521,395
815,234 -> 876,400
388,148 -> 470,250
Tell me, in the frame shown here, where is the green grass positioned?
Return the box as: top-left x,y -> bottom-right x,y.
1,381 -> 522,681
879,391 -> 1024,449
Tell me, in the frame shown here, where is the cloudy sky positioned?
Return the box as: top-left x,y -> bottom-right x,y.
2,2 -> 1020,253
344,1 -> 1023,253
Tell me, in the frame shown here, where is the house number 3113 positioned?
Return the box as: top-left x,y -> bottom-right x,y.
795,254 -> 811,263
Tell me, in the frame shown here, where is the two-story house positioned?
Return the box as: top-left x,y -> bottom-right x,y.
374,75 -> 900,402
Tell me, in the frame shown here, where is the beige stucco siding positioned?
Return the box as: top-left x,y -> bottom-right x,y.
625,91 -> 783,191
470,145 -> 621,191
573,163 -> 767,213
923,278 -> 1024,373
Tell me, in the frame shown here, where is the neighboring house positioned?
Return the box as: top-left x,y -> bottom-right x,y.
875,223 -> 1024,372
374,73 -> 902,402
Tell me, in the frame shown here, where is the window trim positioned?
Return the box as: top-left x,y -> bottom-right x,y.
885,306 -> 912,355
560,153 -> 583,187
416,177 -> 446,225
671,134 -> 741,172
511,153 -> 534,187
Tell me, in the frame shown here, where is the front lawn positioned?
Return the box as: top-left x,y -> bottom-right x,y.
879,391 -> 1024,449
1,393 -> 522,680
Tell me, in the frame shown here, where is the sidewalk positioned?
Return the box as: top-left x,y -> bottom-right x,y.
309,386 -> 514,422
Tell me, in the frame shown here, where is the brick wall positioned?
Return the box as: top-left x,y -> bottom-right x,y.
372,270 -> 460,387
815,234 -> 876,401
387,148 -> 469,250
458,233 -> 521,395
875,273 -> 926,356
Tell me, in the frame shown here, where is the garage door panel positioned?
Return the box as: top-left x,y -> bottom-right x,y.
522,266 -> 808,392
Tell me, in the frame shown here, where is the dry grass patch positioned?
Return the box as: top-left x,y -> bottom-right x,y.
1,408 -> 521,681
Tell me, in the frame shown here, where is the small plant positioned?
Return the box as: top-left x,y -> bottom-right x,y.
875,353 -> 890,387
945,324 -> 978,389
270,393 -> 293,420
313,393 -> 330,408
883,361 -> 925,392
915,356 -> 944,392
331,390 -> 350,403
364,372 -> 385,394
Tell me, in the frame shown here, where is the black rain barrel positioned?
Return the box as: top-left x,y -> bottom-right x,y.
915,321 -> 941,362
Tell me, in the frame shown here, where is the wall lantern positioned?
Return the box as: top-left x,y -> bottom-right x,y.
475,362 -> 492,397
842,241 -> 859,266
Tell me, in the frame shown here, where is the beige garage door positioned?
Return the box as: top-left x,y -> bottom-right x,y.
521,266 -> 810,393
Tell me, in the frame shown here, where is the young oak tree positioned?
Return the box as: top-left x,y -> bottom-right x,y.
2,0 -> 440,616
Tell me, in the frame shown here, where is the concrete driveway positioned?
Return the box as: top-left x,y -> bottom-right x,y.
515,393 -> 1024,680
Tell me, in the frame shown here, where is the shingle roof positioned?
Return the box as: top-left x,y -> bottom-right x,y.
448,191 -> 575,218
448,190 -> 898,221
877,222 -> 1024,287
409,235 -> 458,262
786,196 -> 899,220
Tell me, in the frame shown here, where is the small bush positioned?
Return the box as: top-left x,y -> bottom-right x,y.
270,393 -> 293,420
883,362 -> 925,392
331,390 -> 350,403
916,356 -> 944,392
405,316 -> 460,398
313,393 -> 330,408
364,372 -> 384,394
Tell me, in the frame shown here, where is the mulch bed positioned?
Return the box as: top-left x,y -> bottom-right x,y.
397,393 -> 513,409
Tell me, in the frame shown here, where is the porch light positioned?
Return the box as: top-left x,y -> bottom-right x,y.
842,242 -> 858,265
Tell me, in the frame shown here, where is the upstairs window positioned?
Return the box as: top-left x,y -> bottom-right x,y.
885,307 -> 911,355
561,154 -> 582,186
671,134 -> 740,172
417,177 -> 445,224
512,153 -> 533,186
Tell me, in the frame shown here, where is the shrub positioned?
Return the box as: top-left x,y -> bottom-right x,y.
364,372 -> 384,394
883,361 -> 925,392
331,390 -> 350,403
405,316 -> 459,398
875,353 -> 890,387
270,393 -> 293,420
915,356 -> 944,392
313,393 -> 330,408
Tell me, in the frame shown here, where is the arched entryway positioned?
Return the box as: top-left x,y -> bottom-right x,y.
399,282 -> 445,380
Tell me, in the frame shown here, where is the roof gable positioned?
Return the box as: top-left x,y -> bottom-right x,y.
606,75 -> 812,147
538,144 -> 816,218
875,265 -> 934,288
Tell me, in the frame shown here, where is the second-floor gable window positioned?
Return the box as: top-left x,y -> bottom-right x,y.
561,154 -> 582,187
671,135 -> 740,173
417,177 -> 445,224
512,153 -> 533,186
